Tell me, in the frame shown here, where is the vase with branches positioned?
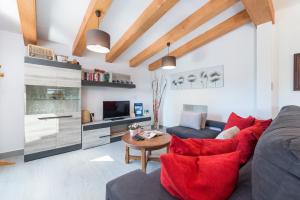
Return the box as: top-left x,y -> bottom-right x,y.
152,74 -> 167,130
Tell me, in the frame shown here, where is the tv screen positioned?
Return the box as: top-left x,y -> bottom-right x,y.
103,101 -> 130,120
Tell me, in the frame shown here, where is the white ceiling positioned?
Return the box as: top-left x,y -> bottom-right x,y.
0,0 -> 299,66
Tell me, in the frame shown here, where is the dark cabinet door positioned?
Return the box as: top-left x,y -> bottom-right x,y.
294,54 -> 300,91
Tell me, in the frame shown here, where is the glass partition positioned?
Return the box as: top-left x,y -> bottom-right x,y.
26,85 -> 80,115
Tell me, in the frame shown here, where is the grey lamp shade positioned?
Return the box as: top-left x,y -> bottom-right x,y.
86,29 -> 110,53
162,55 -> 176,69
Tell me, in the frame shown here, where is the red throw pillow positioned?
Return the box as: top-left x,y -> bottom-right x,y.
243,119 -> 272,140
235,129 -> 258,164
160,152 -> 241,200
169,136 -> 238,156
224,112 -> 255,130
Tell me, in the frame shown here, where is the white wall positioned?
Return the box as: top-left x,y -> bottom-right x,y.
0,31 -> 25,154
256,23 -> 273,119
275,3 -> 300,108
0,32 -> 152,154
161,24 -> 257,126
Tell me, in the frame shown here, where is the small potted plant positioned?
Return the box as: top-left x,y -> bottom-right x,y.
128,123 -> 141,137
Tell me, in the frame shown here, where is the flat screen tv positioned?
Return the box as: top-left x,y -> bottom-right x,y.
103,101 -> 130,120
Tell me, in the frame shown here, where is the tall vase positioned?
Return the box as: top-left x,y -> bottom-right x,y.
153,106 -> 159,130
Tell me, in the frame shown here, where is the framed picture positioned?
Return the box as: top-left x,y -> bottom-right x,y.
170,65 -> 224,90
294,54 -> 300,91
134,103 -> 143,117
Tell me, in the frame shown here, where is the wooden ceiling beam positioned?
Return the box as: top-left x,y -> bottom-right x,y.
72,0 -> 112,56
129,0 -> 239,67
241,0 -> 275,25
106,0 -> 179,63
148,10 -> 251,71
17,0 -> 37,45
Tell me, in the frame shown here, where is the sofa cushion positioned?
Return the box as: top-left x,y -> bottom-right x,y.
106,169 -> 175,200
179,111 -> 202,130
224,112 -> 255,130
166,126 -> 220,139
252,105 -> 300,200
216,126 -> 240,139
160,152 -> 241,200
229,159 -> 252,200
169,136 -> 238,156
235,129 -> 258,165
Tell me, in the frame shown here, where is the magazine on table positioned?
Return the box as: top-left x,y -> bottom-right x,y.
139,130 -> 164,139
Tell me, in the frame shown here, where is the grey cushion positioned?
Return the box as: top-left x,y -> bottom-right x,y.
179,111 -> 202,130
252,105 -> 300,200
229,159 -> 252,200
106,169 -> 175,200
166,126 -> 220,139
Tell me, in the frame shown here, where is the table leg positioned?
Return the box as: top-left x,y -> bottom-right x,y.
125,145 -> 129,164
141,148 -> 147,173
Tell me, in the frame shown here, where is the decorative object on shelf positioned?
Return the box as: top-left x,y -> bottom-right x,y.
152,75 -> 167,130
112,73 -> 132,84
170,65 -> 224,90
27,44 -> 54,60
55,55 -> 68,63
0,160 -> 15,166
81,80 -> 136,88
87,10 -> 110,54
0,64 -> 4,78
162,42 -> 176,70
134,103 -> 143,117
294,54 -> 300,91
82,110 -> 91,124
67,59 -> 80,65
128,123 -> 141,137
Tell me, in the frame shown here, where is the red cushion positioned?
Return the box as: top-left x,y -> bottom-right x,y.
243,119 -> 272,140
235,129 -> 258,164
160,152 -> 241,200
224,112 -> 255,130
169,136 -> 238,156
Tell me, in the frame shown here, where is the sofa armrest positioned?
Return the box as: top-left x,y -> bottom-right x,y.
205,120 -> 226,131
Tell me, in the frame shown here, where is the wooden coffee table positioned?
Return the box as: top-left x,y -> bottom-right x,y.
122,132 -> 171,173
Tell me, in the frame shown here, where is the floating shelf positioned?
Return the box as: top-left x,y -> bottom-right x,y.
25,57 -> 81,70
81,80 -> 136,89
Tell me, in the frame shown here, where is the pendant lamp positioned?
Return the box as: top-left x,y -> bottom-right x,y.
86,10 -> 110,53
162,42 -> 176,70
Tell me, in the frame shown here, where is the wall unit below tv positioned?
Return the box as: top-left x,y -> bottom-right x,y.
82,80 -> 136,89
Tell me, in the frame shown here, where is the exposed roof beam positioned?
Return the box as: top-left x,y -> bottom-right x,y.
105,0 -> 179,63
148,10 -> 251,71
17,0 -> 37,45
129,0 -> 239,67
72,0 -> 112,56
241,0 -> 275,25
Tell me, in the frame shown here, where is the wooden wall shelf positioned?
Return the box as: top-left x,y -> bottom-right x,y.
82,80 -> 136,89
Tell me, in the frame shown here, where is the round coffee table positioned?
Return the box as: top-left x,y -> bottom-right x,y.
122,132 -> 171,173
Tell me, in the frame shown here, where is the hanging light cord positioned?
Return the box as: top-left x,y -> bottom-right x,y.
95,10 -> 101,29
167,42 -> 170,56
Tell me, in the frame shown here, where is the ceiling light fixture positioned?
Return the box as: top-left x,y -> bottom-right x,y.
162,42 -> 176,70
86,10 -> 110,54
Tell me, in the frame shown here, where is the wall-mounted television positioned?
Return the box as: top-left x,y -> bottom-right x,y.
103,101 -> 130,120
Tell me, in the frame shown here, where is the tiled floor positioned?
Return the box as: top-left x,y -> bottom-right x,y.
0,141 -> 164,200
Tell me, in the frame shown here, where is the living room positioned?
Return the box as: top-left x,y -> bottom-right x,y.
1,0 -> 300,200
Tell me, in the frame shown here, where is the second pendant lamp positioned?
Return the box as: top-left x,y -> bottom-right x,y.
86,10 -> 110,54
162,42 -> 176,70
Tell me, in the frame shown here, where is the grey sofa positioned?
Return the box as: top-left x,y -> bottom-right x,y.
106,105 -> 300,200
166,120 -> 226,139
